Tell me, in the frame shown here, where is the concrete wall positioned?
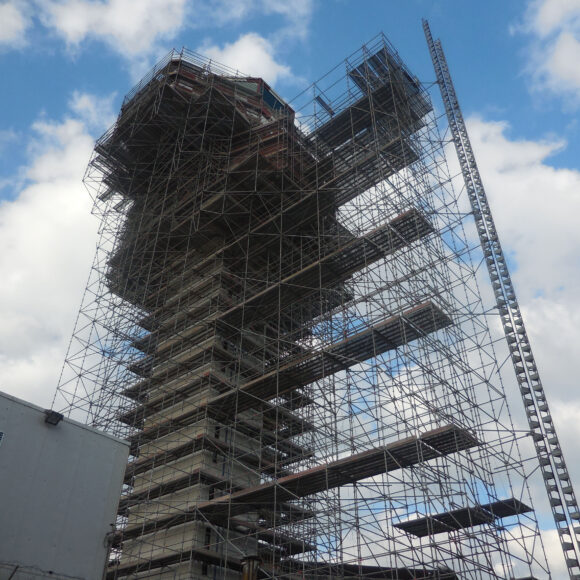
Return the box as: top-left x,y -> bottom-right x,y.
0,391 -> 129,580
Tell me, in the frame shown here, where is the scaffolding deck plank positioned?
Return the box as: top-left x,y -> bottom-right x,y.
394,498 -> 533,537
118,467 -> 241,513
208,301 -> 452,419
196,424 -> 479,519
314,78 -> 428,150
119,424 -> 478,540
280,561 -> 458,580
125,433 -> 290,483
107,544 -> 242,578
125,207 -> 432,370
228,517 -> 317,555
106,138 -> 422,306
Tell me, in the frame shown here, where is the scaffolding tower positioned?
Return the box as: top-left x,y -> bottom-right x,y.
54,33 -> 553,579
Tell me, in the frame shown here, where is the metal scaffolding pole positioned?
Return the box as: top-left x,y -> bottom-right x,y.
54,33 -> 553,579
424,18 -> 580,579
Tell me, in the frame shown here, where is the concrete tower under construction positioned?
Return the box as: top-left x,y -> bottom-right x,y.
54,31 -> 573,579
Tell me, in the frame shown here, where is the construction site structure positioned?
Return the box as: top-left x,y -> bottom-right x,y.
54,32 -> 556,579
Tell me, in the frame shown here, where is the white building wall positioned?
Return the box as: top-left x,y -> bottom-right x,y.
0,391 -> 129,580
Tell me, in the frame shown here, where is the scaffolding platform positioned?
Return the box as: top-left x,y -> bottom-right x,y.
208,301 -> 452,418
281,561 -> 457,580
196,424 -> 478,519
124,433 -> 293,482
107,544 -> 243,579
394,498 -> 532,537
119,424 -> 478,540
118,467 -> 243,515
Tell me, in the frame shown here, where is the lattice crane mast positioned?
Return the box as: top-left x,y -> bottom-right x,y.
423,19 -> 580,579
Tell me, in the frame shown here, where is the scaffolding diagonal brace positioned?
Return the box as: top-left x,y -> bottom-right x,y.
423,18 -> 580,579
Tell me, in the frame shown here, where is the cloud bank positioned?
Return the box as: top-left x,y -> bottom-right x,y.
0,94 -> 114,407
523,0 -> 580,104
0,0 -> 312,81
198,33 -> 292,85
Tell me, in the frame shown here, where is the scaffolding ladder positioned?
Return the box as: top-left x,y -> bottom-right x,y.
423,19 -> 580,579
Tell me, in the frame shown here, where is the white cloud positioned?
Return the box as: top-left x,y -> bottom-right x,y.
39,0 -> 188,54
523,0 -> 580,102
26,0 -> 311,76
37,0 -> 188,76
0,1 -> 31,48
0,128 -> 18,152
190,0 -> 313,39
542,527 -> 569,576
467,116 -> 580,302
0,1 -> 312,81
466,115 -> 580,486
69,91 -> 117,130
199,32 -> 292,85
530,0 -> 580,37
252,0 -> 313,40
0,93 -> 113,408
545,30 -> 580,91
438,113 -> 580,574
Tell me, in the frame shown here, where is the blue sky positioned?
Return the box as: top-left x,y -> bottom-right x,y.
1,1 -> 580,172
1,0 -> 580,574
